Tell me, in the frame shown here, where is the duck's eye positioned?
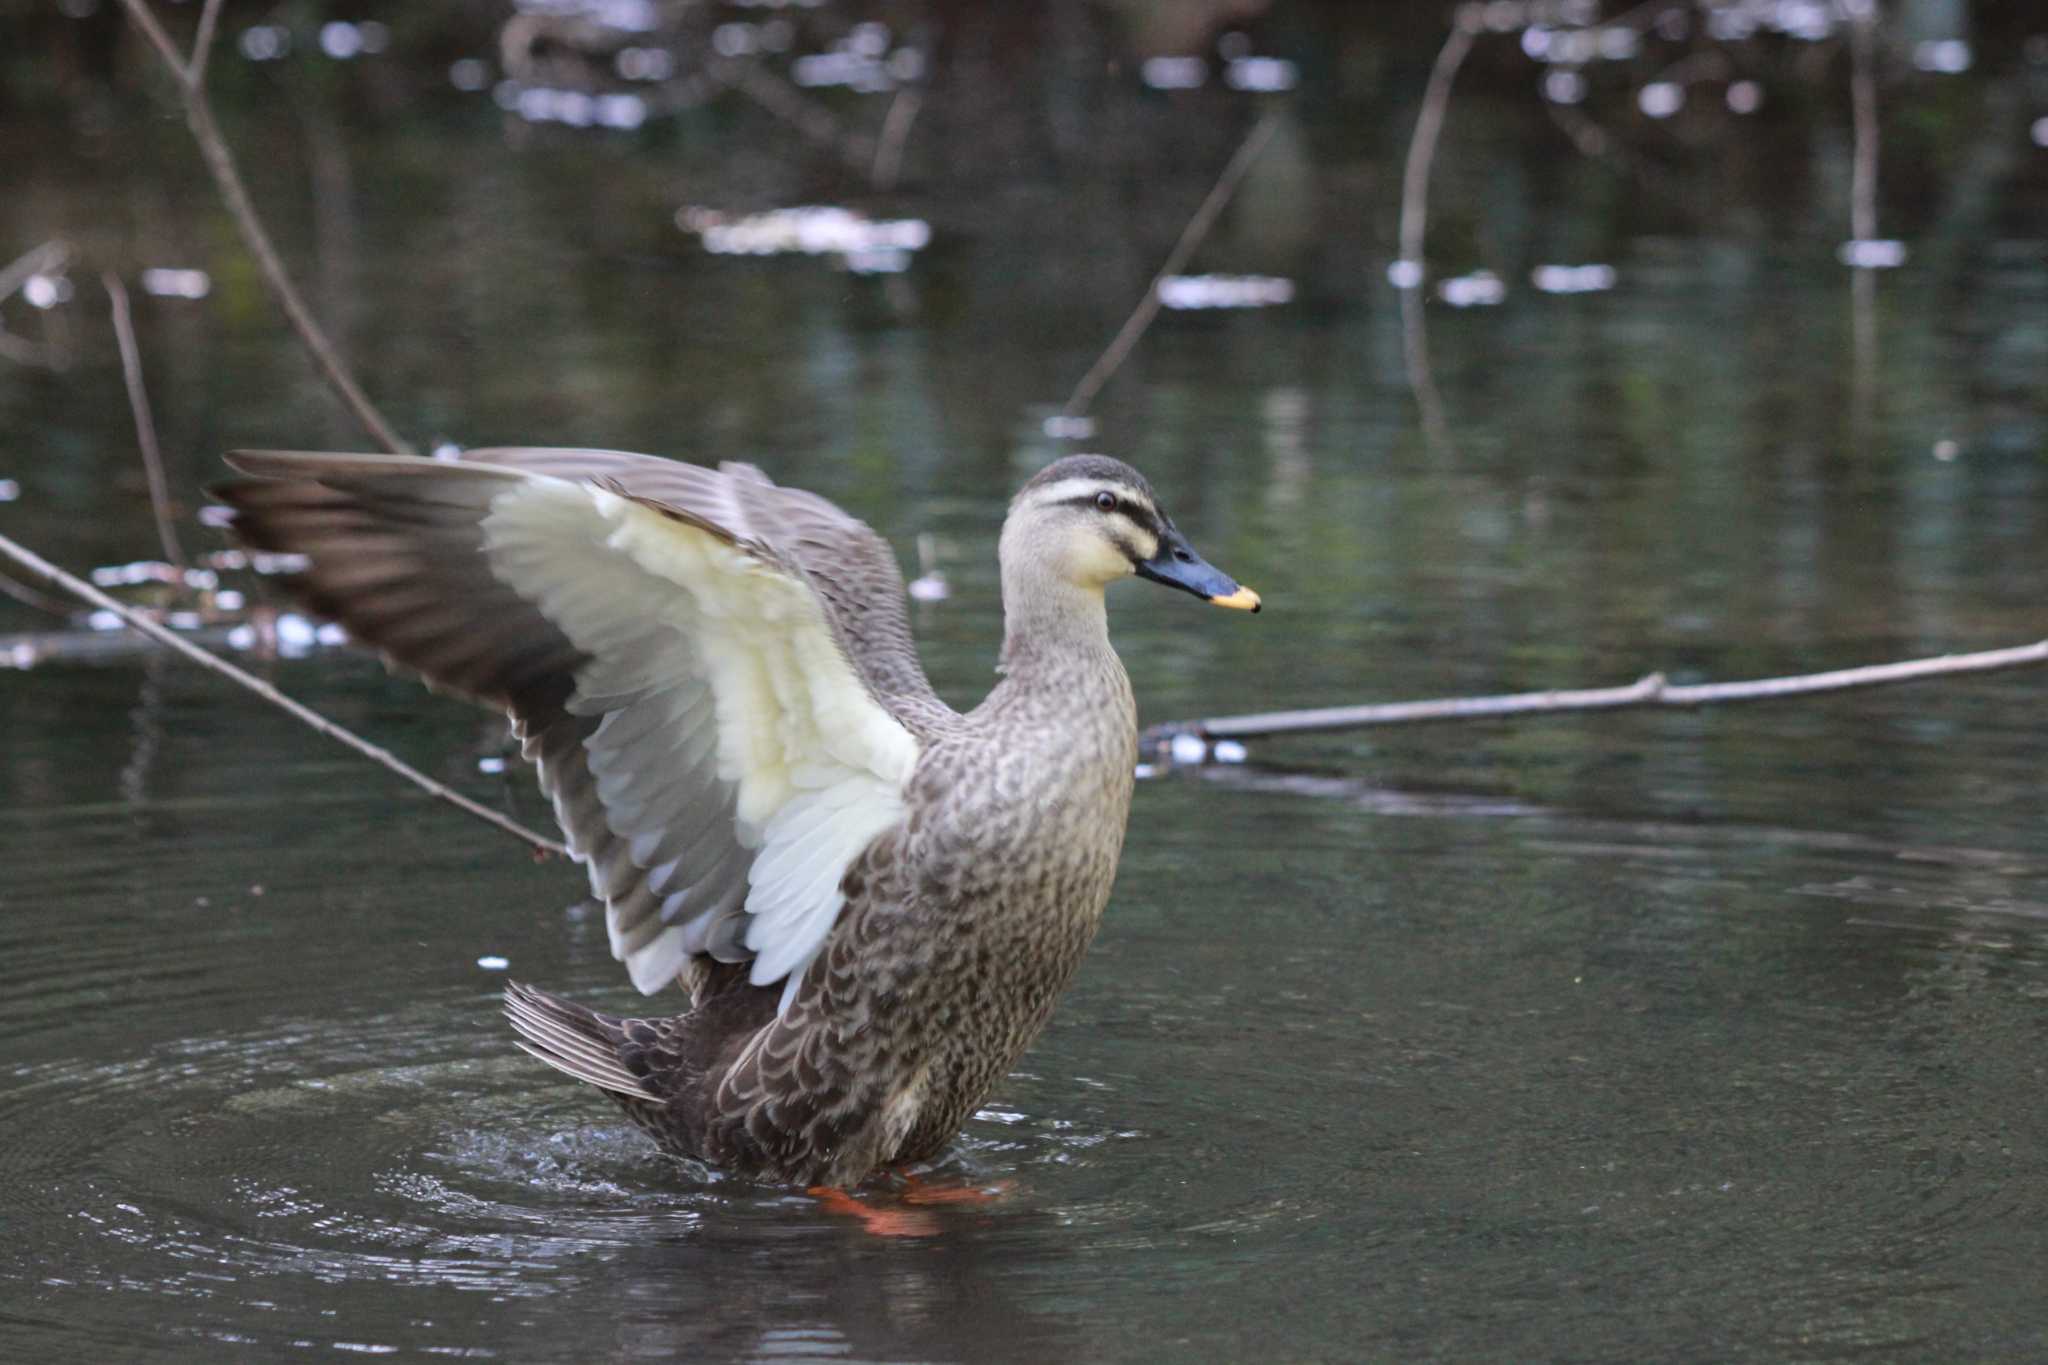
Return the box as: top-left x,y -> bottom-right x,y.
1094,491 -> 1117,512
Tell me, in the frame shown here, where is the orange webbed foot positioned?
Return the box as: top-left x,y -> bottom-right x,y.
806,1185 -> 942,1238
898,1174 -> 1018,1207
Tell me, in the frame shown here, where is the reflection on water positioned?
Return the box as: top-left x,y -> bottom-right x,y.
5,2 -> 2048,1360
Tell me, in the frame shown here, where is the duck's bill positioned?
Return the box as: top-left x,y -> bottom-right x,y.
1134,533 -> 1262,613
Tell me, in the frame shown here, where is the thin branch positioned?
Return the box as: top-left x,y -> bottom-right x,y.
1062,110 -> 1282,420
1144,640 -> 2048,749
115,0 -> 191,82
1394,19 -> 1475,450
704,56 -> 876,172
1844,0 -> 1881,437
115,0 -> 414,455
1846,0 -> 1879,244
0,528 -> 570,859
871,88 -> 922,192
1396,20 -> 1473,284
0,568 -> 75,618
0,240 -> 69,304
188,0 -> 225,89
104,272 -> 189,573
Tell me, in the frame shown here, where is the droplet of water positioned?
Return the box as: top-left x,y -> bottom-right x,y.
477,956 -> 510,971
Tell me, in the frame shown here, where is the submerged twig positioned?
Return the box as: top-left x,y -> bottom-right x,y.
105,272 -> 189,574
1144,641 -> 2048,749
1062,110 -> 1282,420
0,529 -> 570,859
114,0 -> 413,455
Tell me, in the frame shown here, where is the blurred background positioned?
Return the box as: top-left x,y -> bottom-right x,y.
4,3 -> 2048,1361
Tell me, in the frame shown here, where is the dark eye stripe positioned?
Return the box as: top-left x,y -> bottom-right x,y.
1065,491 -> 1161,536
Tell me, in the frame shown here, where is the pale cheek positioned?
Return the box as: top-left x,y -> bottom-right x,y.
1068,535 -> 1135,587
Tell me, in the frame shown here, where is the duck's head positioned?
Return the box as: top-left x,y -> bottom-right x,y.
1005,454 -> 1260,611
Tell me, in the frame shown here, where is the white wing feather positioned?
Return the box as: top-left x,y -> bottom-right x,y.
480,476 -> 919,1007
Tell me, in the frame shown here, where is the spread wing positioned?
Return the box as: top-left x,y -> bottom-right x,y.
215,448 -> 939,1011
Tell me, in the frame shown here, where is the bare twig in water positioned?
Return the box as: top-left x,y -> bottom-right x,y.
1846,2 -> 1879,245
104,272 -> 189,574
871,88 -> 922,192
0,528 -> 570,857
1394,18 -> 1476,450
0,570 -> 75,618
0,240 -> 69,304
187,0 -> 225,88
0,240 -> 72,371
113,0 -> 413,455
1845,0 -> 1881,428
1062,111 -> 1283,421
1144,641 -> 2048,749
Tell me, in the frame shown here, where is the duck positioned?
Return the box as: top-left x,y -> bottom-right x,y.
215,447 -> 1259,1189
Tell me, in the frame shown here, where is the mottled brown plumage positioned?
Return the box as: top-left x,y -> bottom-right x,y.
215,447 -> 1255,1186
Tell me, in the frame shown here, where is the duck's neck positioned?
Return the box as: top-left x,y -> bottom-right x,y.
996,559 -> 1118,682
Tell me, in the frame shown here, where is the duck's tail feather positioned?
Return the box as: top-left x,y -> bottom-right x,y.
503,981 -> 661,1101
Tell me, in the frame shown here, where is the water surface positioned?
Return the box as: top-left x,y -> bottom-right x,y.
4,5 -> 2048,1359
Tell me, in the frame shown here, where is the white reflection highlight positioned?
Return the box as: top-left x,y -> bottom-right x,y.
1638,81 -> 1683,118
1912,39 -> 1971,74
239,25 -> 289,62
141,268 -> 211,299
1157,274 -> 1294,310
1531,263 -> 1616,294
1140,56 -> 1206,90
1437,270 -> 1505,307
682,206 -> 930,274
23,274 -> 70,309
1838,239 -> 1907,269
1224,57 -> 1297,92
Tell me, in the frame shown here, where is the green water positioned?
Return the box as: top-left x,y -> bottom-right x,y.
3,4 -> 2047,1360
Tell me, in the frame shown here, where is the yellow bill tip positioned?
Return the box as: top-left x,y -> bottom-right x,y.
1209,586 -> 1262,613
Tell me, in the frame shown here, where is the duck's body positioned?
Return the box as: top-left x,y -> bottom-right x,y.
218,448 -> 1253,1186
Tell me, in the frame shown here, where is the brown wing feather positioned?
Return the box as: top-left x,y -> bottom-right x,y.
215,451 -> 752,998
